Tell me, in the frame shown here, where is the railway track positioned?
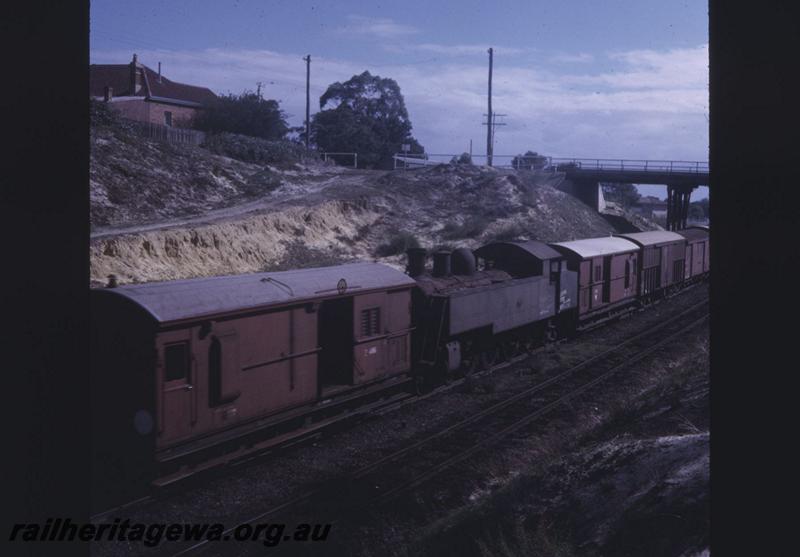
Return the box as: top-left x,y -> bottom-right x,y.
171,296 -> 708,557
92,284 -> 705,526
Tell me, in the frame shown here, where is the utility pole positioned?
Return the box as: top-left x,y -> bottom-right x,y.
482,112 -> 507,164
256,81 -> 263,99
303,55 -> 311,149
486,47 -> 493,166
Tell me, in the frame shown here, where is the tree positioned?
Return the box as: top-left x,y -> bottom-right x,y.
450,152 -> 473,165
511,151 -> 548,170
195,91 -> 289,141
688,197 -> 709,221
601,183 -> 641,208
311,71 -> 424,169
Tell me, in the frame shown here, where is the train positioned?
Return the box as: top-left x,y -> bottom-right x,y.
89,227 -> 709,507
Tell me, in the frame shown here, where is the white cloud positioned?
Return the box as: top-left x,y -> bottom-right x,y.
336,15 -> 419,39
384,43 -> 526,56
550,52 -> 594,64
90,42 -> 708,161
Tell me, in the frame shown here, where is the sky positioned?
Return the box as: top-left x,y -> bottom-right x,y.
90,0 -> 708,200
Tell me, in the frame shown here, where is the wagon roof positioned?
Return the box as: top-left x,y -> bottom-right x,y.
615,231 -> 687,247
101,262 -> 416,323
474,240 -> 562,262
675,228 -> 709,241
551,236 -> 639,259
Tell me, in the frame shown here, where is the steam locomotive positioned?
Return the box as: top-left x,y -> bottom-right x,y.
89,228 -> 708,506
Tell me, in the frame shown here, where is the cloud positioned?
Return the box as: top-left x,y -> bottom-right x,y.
384,43 -> 526,56
336,15 -> 419,39
90,42 -> 708,161
550,52 -> 594,64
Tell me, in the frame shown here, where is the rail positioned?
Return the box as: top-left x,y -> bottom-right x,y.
393,153 -> 709,173
550,157 -> 709,174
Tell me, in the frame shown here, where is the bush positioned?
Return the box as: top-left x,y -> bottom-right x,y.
441,216 -> 490,240
202,132 -> 311,167
486,223 -> 527,242
374,232 -> 420,257
195,91 -> 289,140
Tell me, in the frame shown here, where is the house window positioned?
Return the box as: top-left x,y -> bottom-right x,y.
164,111 -> 173,127
208,338 -> 222,407
594,265 -> 602,282
360,307 -> 381,337
624,260 -> 631,289
164,342 -> 188,382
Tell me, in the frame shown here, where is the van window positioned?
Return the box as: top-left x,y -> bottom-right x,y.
360,307 -> 381,337
624,260 -> 631,288
164,342 -> 188,381
208,338 -> 222,407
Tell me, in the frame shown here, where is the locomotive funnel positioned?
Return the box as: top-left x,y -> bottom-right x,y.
406,248 -> 427,277
433,251 -> 452,277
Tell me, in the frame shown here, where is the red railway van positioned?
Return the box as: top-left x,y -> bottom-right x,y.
550,236 -> 639,320
615,231 -> 688,297
89,262 -> 416,497
676,227 -> 710,280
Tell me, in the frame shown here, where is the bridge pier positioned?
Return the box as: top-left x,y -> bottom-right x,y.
666,185 -> 696,230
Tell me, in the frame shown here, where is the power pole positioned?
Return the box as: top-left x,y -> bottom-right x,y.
256,81 -> 263,99
486,47 -> 493,166
303,55 -> 311,149
482,112 -> 507,164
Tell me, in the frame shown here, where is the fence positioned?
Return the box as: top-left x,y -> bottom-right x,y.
321,152 -> 358,168
124,120 -> 206,146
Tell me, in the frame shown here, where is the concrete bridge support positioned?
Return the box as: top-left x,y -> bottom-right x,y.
566,179 -> 606,212
666,185 -> 696,230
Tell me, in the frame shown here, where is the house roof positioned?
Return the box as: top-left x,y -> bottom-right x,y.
89,62 -> 217,106
550,237 -> 639,259
92,262 -> 416,324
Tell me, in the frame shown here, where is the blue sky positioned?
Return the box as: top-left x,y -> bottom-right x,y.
90,0 -> 708,200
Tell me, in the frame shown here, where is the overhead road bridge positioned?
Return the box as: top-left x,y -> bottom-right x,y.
550,158 -> 709,231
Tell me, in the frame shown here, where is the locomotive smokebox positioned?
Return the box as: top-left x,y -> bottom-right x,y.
433,251 -> 452,277
451,248 -> 476,275
406,248 -> 427,277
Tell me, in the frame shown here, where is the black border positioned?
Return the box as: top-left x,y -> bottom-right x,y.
4,3 -> 90,556
710,1 -> 800,554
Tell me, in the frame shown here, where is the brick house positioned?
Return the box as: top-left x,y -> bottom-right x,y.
90,54 -> 217,129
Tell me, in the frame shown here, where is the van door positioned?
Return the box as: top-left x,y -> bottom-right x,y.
158,334 -> 196,444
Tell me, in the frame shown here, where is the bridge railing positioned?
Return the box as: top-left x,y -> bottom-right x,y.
550,158 -> 709,174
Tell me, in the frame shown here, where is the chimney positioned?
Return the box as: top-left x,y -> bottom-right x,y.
406,248 -> 426,277
130,53 -> 141,94
432,251 -> 452,277
158,62 -> 162,83
104,85 -> 113,102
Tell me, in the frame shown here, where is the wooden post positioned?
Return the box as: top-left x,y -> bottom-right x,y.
486,48 -> 493,167
303,55 -> 311,150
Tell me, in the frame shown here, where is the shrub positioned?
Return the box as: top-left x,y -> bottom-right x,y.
202,132 -> 311,167
441,216 -> 490,240
374,232 -> 420,257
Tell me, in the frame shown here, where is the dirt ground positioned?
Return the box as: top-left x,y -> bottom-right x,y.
90,122 -> 658,286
